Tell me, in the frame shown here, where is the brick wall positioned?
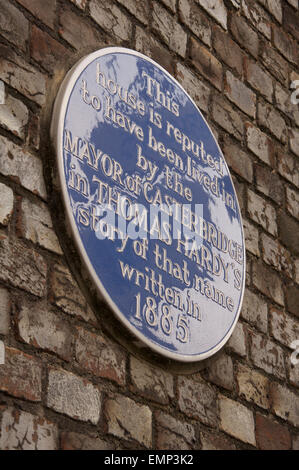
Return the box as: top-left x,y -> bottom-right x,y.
0,0 -> 298,450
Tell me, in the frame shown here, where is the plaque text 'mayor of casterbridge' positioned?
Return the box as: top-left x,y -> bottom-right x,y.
51,47 -> 246,362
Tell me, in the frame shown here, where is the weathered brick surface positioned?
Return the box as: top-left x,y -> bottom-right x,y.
261,44 -> 289,86
201,431 -> 236,450
17,300 -> 73,361
258,101 -> 287,143
19,198 -> 62,255
155,411 -> 195,449
286,187 -> 299,220
212,94 -> 243,140
241,289 -> 268,333
241,0 -> 271,40
0,136 -> 47,199
270,383 -> 299,427
213,24 -> 244,76
90,0 -> 132,43
0,233 -> 47,297
0,408 -> 58,450
176,63 -> 210,112
256,414 -> 291,450
246,123 -> 272,165
196,0 -> 227,30
286,284 -> 299,317
225,71 -> 256,117
243,218 -> 260,257
130,356 -> 174,404
0,93 -> 28,140
272,24 -> 298,64
152,2 -> 187,57
250,331 -> 286,379
30,26 -> 70,74
219,395 -> 256,446
0,287 -> 10,335
0,347 -> 42,401
261,233 -> 293,278
190,38 -> 222,91
247,189 -> 277,236
258,0 -> 282,23
59,7 -> 103,50
135,27 -> 174,75
0,0 -> 298,452
60,432 -> 112,450
105,395 -> 152,448
227,322 -> 247,357
207,354 -> 234,390
75,326 -> 126,385
0,46 -> 46,106
50,263 -> 97,324
230,14 -> 259,58
0,0 -> 29,52
255,165 -> 283,205
47,368 -> 101,425
237,363 -> 270,409
178,376 -> 218,426
179,0 -> 211,46
0,182 -> 13,226
278,212 -> 299,255
16,0 -> 56,29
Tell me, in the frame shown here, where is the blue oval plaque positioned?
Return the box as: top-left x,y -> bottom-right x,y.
51,47 -> 246,362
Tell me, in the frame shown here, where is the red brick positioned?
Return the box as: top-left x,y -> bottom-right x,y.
190,38 -> 222,91
30,25 -> 70,73
213,25 -> 244,77
201,431 -> 236,450
0,347 -> 42,401
256,414 -> 291,450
